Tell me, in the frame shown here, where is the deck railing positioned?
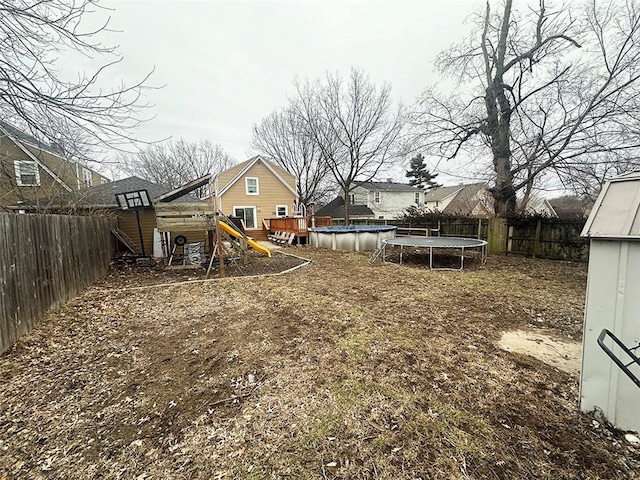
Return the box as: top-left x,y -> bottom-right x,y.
267,216 -> 332,234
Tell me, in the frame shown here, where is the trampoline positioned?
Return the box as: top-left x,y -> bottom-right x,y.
378,236 -> 488,270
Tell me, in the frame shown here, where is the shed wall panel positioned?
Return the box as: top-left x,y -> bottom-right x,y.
581,239 -> 640,432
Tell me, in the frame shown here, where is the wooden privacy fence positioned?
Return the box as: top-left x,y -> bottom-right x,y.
0,214 -> 116,353
344,215 -> 588,261
505,218 -> 589,262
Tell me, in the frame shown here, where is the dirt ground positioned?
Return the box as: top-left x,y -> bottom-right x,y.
1,249 -> 639,479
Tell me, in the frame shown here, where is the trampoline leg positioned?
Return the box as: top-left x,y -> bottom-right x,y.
460,247 -> 465,270
400,245 -> 403,265
429,247 -> 433,269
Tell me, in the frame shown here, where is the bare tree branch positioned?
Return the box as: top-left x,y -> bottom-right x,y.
412,0 -> 640,215
0,0 -> 158,156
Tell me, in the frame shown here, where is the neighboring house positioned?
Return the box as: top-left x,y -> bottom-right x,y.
520,197 -> 558,217
548,196 -> 591,218
13,176 -> 202,255
425,183 -> 492,217
315,196 -> 375,221
349,180 -> 424,220
212,155 -> 297,237
0,121 -> 109,212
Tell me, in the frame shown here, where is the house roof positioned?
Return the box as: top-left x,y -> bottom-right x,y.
316,196 -> 375,218
0,119 -> 65,156
424,185 -> 464,202
548,197 -> 588,218
355,181 -> 422,193
441,183 -> 488,215
582,170 -> 640,239
14,176 -> 202,209
216,155 -> 297,197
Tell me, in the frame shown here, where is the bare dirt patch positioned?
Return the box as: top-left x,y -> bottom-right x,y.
499,330 -> 582,374
1,249 -> 638,479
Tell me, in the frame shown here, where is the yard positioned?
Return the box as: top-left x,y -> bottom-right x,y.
1,249 -> 638,479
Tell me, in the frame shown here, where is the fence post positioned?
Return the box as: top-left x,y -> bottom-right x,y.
487,217 -> 508,254
533,219 -> 542,258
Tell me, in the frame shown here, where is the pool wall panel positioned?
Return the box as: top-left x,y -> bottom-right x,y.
310,228 -> 396,251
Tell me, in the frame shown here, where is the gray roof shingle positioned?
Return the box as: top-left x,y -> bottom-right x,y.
22,176 -> 202,208
424,185 -> 465,202
355,181 -> 422,193
316,196 -> 375,218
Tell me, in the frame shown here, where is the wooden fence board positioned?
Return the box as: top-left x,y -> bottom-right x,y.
0,214 -> 116,353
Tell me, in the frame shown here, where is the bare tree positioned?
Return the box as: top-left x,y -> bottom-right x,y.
293,68 -> 405,222
0,0 -> 155,152
412,0 -> 640,216
117,139 -> 235,197
251,107 -> 333,205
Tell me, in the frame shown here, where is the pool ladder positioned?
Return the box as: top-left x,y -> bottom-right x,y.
368,240 -> 387,264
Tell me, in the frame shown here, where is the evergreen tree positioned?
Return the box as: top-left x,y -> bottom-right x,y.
405,153 -> 440,190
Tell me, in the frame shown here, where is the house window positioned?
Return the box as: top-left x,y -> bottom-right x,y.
14,161 -> 40,186
374,192 -> 381,204
349,194 -> 355,205
233,206 -> 257,229
415,192 -> 421,204
82,168 -> 93,187
245,177 -> 259,195
378,216 -> 384,219
276,205 -> 288,217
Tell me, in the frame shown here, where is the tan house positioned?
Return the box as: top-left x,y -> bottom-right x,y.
424,182 -> 492,217
213,155 -> 297,238
0,121 -> 109,212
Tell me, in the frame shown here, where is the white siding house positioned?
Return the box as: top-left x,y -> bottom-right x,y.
350,181 -> 424,220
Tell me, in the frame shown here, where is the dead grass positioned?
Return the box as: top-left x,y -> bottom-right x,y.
0,249 -> 638,479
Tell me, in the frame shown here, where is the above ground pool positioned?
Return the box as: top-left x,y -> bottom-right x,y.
309,225 -> 396,251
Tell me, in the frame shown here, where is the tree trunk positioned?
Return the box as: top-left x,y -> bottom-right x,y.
343,187 -> 350,224
487,78 -> 517,217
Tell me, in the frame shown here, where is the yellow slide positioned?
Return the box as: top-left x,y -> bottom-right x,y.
219,221 -> 271,257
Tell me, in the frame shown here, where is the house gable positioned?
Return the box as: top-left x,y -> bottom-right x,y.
214,156 -> 297,228
216,156 -> 296,197
0,122 -> 110,210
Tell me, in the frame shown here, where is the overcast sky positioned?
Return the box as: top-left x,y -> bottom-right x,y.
97,0 -> 483,181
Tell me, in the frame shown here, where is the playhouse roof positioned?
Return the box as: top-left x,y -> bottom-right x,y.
582,171 -> 640,239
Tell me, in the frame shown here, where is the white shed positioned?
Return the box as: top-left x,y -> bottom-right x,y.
581,171 -> 640,432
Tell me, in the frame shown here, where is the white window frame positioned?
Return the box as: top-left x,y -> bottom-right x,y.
14,160 -> 40,186
275,205 -> 288,217
415,192 -> 421,204
82,167 -> 93,187
374,191 -> 381,204
233,206 -> 258,229
349,194 -> 355,205
245,177 -> 259,195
